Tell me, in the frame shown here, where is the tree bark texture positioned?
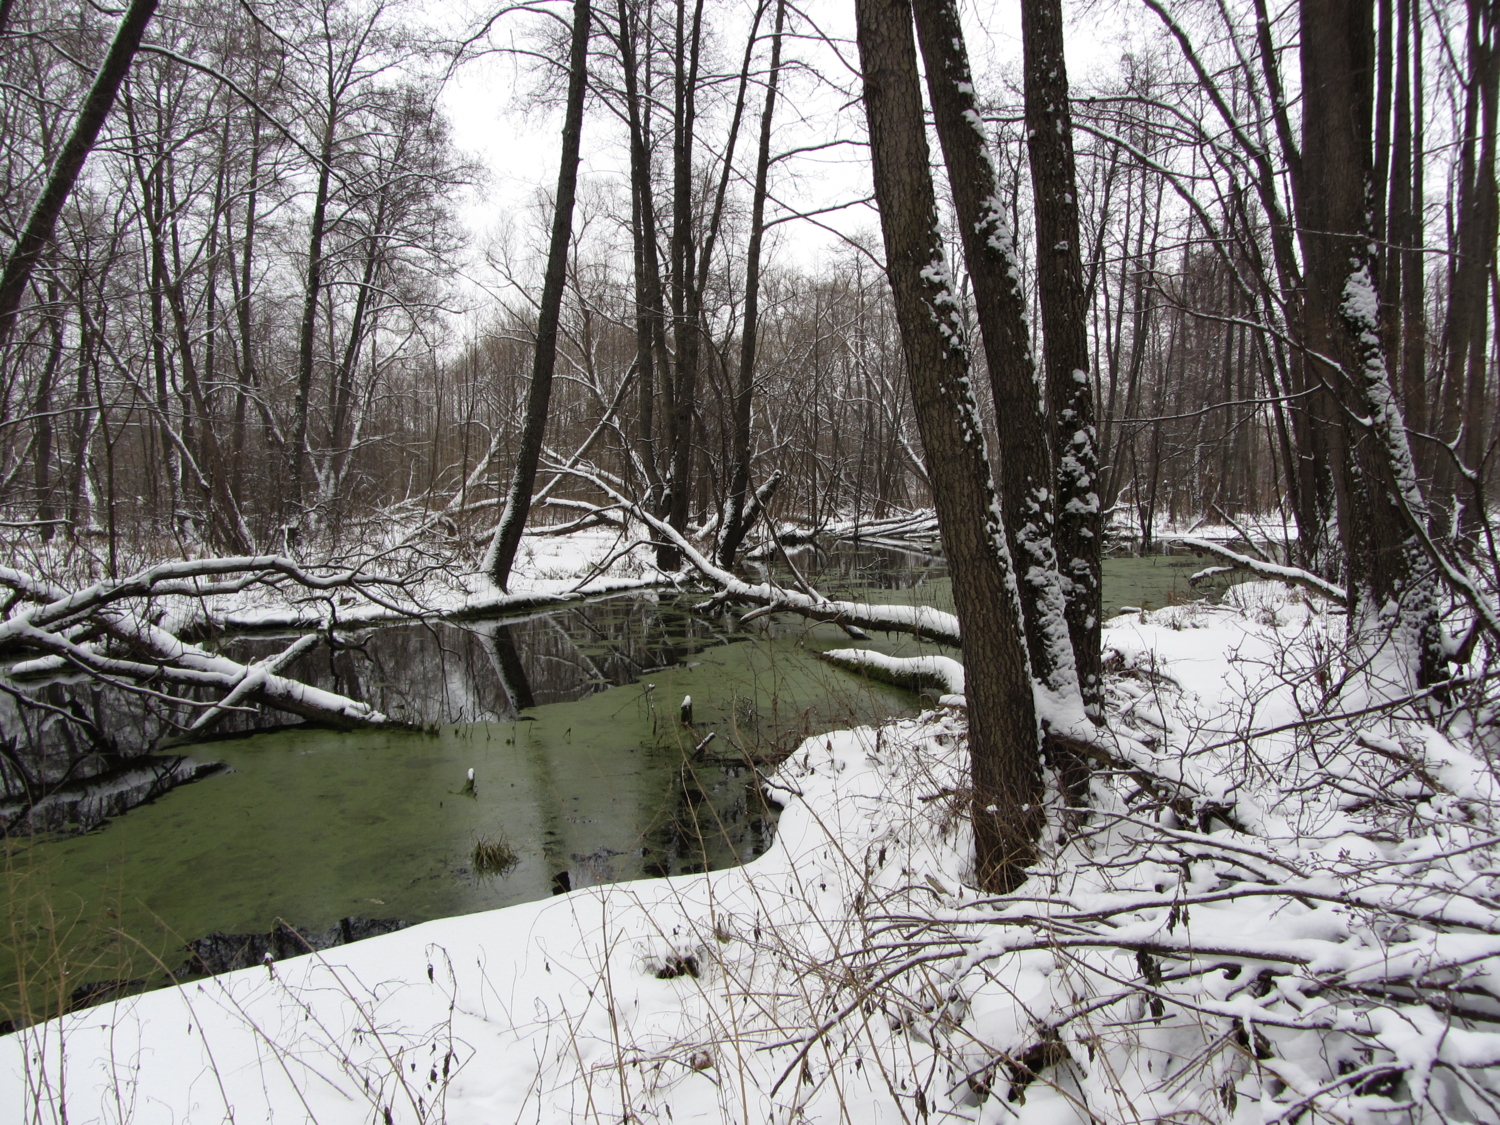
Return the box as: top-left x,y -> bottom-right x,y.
855,0 -> 1042,892
1457,0 -> 1498,542
719,0 -> 786,568
662,0 -> 707,570
289,129 -> 333,516
0,0 -> 159,351
485,0 -> 591,590
1298,0 -> 1445,686
1020,0 -> 1102,717
617,0 -> 668,518
913,0 -> 1078,708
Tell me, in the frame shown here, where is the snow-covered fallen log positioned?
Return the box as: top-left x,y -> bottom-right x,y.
1172,536 -> 1348,605
554,466 -> 965,645
0,559 -> 397,730
819,648 -> 967,706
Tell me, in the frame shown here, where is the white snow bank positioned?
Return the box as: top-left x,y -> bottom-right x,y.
1,713 -> 983,1123
8,580 -> 1500,1123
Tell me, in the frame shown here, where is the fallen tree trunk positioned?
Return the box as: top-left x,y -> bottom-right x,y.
625,494 -> 963,645
0,560 -> 399,730
819,649 -> 965,705
1172,537 -> 1349,606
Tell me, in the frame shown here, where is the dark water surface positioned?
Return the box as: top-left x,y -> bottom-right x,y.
0,544 -> 1226,1020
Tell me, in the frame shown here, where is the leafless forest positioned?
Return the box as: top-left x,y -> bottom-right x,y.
0,0 -> 1490,569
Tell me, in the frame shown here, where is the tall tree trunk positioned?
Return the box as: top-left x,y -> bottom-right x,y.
856,0 -> 1042,892
1431,0 -> 1496,542
1399,0 -> 1430,484
329,200 -> 386,498
232,112 -> 263,491
912,0 -> 1078,707
1459,0 -> 1499,540
617,0 -> 667,523
1250,0 -> 1339,574
289,122 -> 335,517
1021,0 -> 1102,717
1299,0 -> 1445,686
662,0 -> 706,568
32,281 -> 63,540
0,0 -> 159,350
484,0 -> 591,590
718,0 -> 786,568
1386,0 -> 1426,465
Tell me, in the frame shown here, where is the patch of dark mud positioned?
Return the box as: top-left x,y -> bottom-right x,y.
178,916 -> 411,977
0,755 -> 225,836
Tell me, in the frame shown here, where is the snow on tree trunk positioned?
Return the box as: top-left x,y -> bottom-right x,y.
855,0 -> 1042,892
1020,0 -> 1103,719
912,0 -> 1080,714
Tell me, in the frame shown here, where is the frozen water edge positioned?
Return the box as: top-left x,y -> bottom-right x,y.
6,580 -> 1500,1123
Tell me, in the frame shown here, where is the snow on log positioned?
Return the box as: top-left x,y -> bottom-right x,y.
0,560 -> 397,730
546,462 -> 964,647
819,649 -> 966,707
1172,536 -> 1348,605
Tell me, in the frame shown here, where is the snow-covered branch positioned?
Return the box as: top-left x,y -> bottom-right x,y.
0,559 -> 401,730
1173,536 -> 1348,605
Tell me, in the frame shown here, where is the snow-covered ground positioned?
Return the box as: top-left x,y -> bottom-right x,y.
7,581 -> 1500,1123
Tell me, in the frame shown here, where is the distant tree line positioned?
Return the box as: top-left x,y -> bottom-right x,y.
0,0 -> 1493,585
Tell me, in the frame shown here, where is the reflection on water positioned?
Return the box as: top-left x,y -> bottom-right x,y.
1,550 -> 942,1022
0,542 -> 1242,1023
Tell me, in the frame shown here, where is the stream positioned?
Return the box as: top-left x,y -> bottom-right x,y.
0,544 -> 1232,1021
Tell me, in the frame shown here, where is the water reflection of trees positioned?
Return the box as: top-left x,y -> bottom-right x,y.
0,594 -> 759,832
297,595 -> 746,724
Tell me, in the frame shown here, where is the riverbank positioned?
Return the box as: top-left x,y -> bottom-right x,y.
8,577 -> 1494,1123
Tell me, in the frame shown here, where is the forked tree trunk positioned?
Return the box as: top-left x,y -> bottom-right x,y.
1020,0 -> 1102,717
912,0 -> 1078,706
855,0 -> 1042,892
484,0 -> 591,590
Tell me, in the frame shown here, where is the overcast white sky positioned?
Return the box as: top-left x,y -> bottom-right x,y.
435,0 -> 1151,314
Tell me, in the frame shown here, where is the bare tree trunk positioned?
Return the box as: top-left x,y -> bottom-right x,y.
1386,0 -> 1427,466
661,0 -> 706,568
1459,0 -> 1498,541
616,0 -> 667,525
856,0 -> 1042,892
232,114 -> 262,490
719,0 -> 786,568
289,123 -> 335,517
32,281 -> 62,539
913,0 -> 1078,706
0,0 -> 159,350
1399,0 -> 1430,483
1021,0 -> 1102,717
1299,0 -> 1445,686
484,0 -> 590,590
